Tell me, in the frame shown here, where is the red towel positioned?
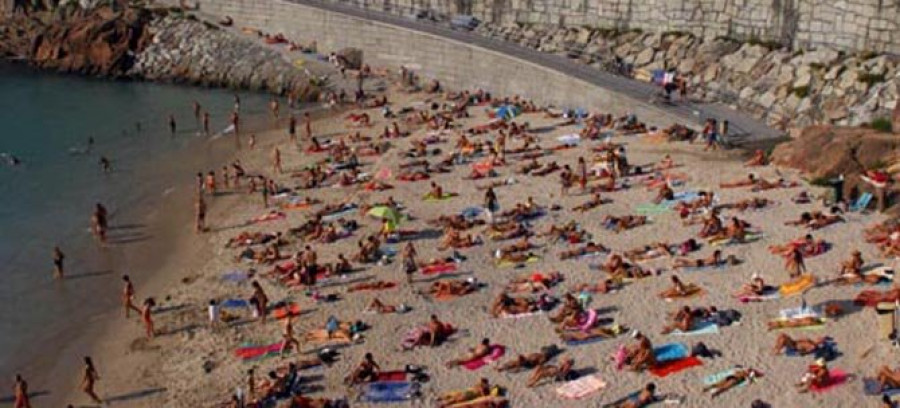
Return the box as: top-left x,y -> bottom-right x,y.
649,356 -> 703,377
376,371 -> 407,382
421,263 -> 458,275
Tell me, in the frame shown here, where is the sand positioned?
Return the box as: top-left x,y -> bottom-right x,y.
48,75 -> 896,408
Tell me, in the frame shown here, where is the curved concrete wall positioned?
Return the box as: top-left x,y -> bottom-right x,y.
193,0 -> 693,127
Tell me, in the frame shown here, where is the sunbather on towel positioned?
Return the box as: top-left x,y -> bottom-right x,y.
559,242 -> 609,260
767,316 -> 823,331
527,357 -> 575,387
672,250 -> 735,269
608,383 -> 658,408
785,211 -> 844,230
703,368 -> 759,398
573,193 -> 605,212
625,332 -> 656,372
445,338 -> 493,368
549,293 -> 584,324
437,377 -> 492,407
603,215 -> 647,233
430,279 -> 477,298
769,234 -> 827,257
496,346 -> 559,373
561,324 -> 627,342
717,197 -> 770,212
505,272 -> 562,293
660,306 -> 696,334
772,334 -> 829,355
733,274 -> 770,297
875,365 -> 900,393
795,359 -> 830,393
490,293 -> 538,317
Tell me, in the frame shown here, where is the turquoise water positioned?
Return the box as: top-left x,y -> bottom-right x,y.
0,62 -> 271,377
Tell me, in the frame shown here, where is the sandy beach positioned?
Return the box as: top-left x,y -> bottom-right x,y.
35,63 -> 898,408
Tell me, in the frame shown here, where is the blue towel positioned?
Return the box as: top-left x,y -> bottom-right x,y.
222,299 -> 249,308
321,205 -> 357,221
653,343 -> 688,362
461,206 -> 483,218
670,321 -> 719,336
565,336 -> 608,346
851,192 -> 873,212
360,381 -> 417,403
864,378 -> 900,396
222,270 -> 249,282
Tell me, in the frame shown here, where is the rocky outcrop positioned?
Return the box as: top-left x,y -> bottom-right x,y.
130,15 -> 317,98
0,5 -> 319,99
475,24 -> 900,132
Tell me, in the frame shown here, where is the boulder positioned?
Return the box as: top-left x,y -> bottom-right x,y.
633,47 -> 656,66
337,47 -> 363,69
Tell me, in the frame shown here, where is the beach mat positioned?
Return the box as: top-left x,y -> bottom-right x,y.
272,303 -> 301,319
703,368 -> 747,387
779,274 -> 815,296
421,262 -> 458,275
809,369 -> 849,393
556,374 -> 607,399
863,378 -> 900,396
649,356 -> 703,377
234,341 -> 284,360
670,321 -> 719,336
654,343 -> 689,362
376,371 -> 408,382
221,298 -> 249,308
360,381 -> 417,403
461,345 -> 505,370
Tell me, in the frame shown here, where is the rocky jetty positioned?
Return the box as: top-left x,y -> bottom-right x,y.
475,24 -> 900,132
0,5 -> 319,99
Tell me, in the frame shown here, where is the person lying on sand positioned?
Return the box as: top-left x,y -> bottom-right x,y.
716,197 -> 770,212
703,367 -> 759,398
660,306 -> 695,334
796,359 -> 830,393
772,334 -> 830,355
527,357 -> 575,387
429,214 -> 485,230
720,174 -> 758,189
496,345 -> 560,373
608,382 -> 657,408
652,183 -> 675,204
365,298 -> 400,314
769,234 -> 827,257
489,223 -> 530,242
548,293 -> 583,324
671,250 -> 732,269
429,279 -> 477,298
574,278 -> 621,294
767,316 -> 824,331
658,275 -> 703,299
505,272 -> 562,293
348,280 -> 395,292
674,192 -> 715,213
625,242 -> 674,261
785,211 -> 844,230
624,332 -> 656,372
733,274 -> 770,297
225,231 -> 286,248
753,177 -> 798,192
572,193 -> 605,212
559,242 -> 609,260
560,324 -> 628,342
499,236 -> 534,255
490,293 -> 538,317
445,339 -> 493,368
438,228 -> 481,250
704,217 -> 750,243
437,377 -> 492,408
603,215 -> 648,233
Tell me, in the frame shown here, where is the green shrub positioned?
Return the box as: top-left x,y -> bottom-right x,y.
858,72 -> 886,86
870,117 -> 893,133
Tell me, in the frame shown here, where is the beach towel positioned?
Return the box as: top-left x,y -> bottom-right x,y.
446,396 -> 508,408
649,356 -> 703,377
500,310 -> 545,319
221,299 -> 249,308
321,205 -> 358,221
670,321 -> 720,336
768,317 -> 827,331
497,256 -> 541,268
565,336 -> 610,346
460,206 -> 483,218
556,374 -> 607,399
654,343 -> 689,362
710,233 -> 764,247
660,191 -> 700,207
461,345 -> 505,370
360,381 -> 417,403
780,305 -> 820,320
809,369 -> 849,393
851,192 -> 874,212
779,274 -> 815,296
222,270 -> 250,282
863,377 -> 900,396
234,341 -> 284,360
660,284 -> 705,300
421,262 -> 458,275
375,371 -> 408,382
423,193 -> 457,201
272,303 -> 301,319
635,203 -> 671,215
737,288 -> 780,303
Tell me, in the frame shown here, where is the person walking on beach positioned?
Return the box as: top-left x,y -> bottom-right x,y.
269,97 -> 280,120
484,187 -> 498,225
304,112 -> 312,140
230,110 -> 241,138
168,114 -> 177,137
280,316 -> 301,355
91,204 -> 107,244
13,374 -> 30,408
122,275 -> 140,318
80,356 -> 102,404
261,177 -> 270,208
196,194 -> 207,233
233,94 -> 241,113
577,156 -> 588,193
53,246 -> 65,280
99,156 -> 111,174
288,114 -> 297,144
141,297 -> 156,339
273,147 -> 282,175
202,111 -> 211,136
401,241 -> 418,284
193,101 -> 202,122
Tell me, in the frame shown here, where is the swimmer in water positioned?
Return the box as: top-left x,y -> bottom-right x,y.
99,156 -> 111,173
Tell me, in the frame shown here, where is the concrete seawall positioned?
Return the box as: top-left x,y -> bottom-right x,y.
192,0 -> 695,128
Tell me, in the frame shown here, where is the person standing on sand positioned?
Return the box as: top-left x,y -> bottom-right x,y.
233,94 -> 241,113
288,114 -> 297,144
80,356 -> 102,404
202,111 -> 211,136
578,156 -> 588,193
91,205 -> 107,245
484,187 -> 498,225
53,246 -> 65,280
304,112 -> 312,140
261,177 -> 270,208
401,242 -> 418,284
222,165 -> 231,189
168,114 -> 177,137
273,147 -> 282,175
251,281 -> 269,323
231,110 -> 241,138
13,374 -> 30,408
122,275 -> 140,318
193,101 -> 202,122
269,97 -> 280,120
99,156 -> 111,174
280,316 -> 301,355
196,194 -> 207,233
141,298 -> 156,339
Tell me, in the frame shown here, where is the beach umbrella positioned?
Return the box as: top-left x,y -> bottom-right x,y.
367,206 -> 402,225
495,105 -> 521,121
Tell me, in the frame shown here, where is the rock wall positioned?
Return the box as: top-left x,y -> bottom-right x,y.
475,25 -> 900,130
186,0 -> 693,127
324,0 -> 900,55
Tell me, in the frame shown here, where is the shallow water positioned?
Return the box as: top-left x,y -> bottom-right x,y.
0,62 -> 273,378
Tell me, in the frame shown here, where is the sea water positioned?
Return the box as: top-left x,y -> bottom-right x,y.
0,62 -> 272,380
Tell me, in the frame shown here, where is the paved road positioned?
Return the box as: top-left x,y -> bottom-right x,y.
288,0 -> 785,144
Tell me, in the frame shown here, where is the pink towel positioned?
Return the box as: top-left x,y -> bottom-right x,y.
462,345 -> 506,370
810,369 -> 849,393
